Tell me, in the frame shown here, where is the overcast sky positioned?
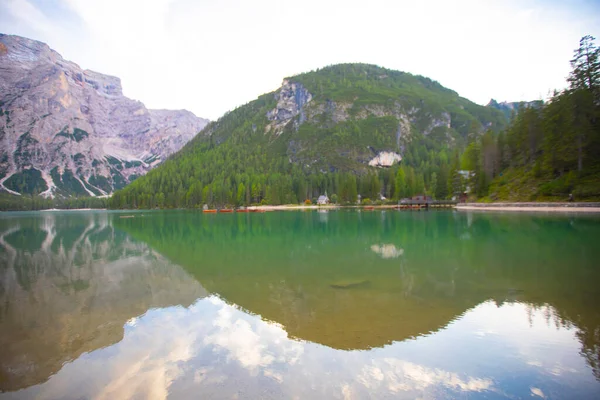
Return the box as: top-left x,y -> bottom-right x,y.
1,0 -> 599,120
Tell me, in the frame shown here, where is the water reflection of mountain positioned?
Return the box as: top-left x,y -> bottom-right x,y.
0,212 -> 207,392
116,210 -> 600,378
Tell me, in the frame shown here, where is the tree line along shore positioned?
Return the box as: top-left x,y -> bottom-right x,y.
1,36 -> 599,212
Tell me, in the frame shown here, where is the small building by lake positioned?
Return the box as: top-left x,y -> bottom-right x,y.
317,194 -> 330,205
411,195 -> 431,202
400,195 -> 432,204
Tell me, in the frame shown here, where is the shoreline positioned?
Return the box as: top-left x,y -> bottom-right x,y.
244,204 -> 411,211
4,203 -> 600,214
456,203 -> 600,213
39,208 -> 107,212
246,205 -> 338,211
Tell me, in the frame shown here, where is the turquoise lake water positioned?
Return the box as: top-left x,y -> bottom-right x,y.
0,209 -> 599,399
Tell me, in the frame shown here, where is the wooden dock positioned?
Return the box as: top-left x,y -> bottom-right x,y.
397,200 -> 457,210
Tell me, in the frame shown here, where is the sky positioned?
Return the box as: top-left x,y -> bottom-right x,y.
1,0 -> 599,120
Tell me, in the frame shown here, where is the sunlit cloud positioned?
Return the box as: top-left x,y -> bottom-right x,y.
6,296 -> 595,399
2,0 -> 59,38
531,387 -> 545,398
357,359 -> 494,393
2,0 -> 599,119
204,306 -> 276,370
204,297 -> 304,372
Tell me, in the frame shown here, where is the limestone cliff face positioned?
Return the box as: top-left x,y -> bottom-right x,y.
0,34 -> 209,197
266,80 -> 312,134
368,151 -> 402,167
263,77 -> 468,170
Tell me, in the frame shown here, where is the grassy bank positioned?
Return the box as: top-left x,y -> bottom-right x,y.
483,166 -> 600,202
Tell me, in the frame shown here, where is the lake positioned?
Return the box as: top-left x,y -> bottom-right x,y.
0,209 -> 599,399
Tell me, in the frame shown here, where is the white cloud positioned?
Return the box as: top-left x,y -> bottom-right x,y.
2,0 -> 599,120
531,386 -> 545,398
204,306 -> 276,370
1,0 -> 69,49
357,358 -> 494,393
193,367 -> 227,386
3,0 -> 55,36
24,305 -> 200,400
203,298 -> 304,373
6,296 -> 597,399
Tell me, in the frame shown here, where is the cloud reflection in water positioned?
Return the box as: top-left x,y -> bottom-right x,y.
370,243 -> 404,259
3,297 -> 595,400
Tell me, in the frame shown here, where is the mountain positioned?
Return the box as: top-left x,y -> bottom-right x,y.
487,98 -> 543,120
0,34 -> 208,198
110,63 -> 508,208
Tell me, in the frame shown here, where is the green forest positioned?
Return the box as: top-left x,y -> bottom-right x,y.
108,36 -> 599,209
0,193 -> 107,211
106,66 -> 508,209
464,36 -> 600,201
1,36 -> 597,211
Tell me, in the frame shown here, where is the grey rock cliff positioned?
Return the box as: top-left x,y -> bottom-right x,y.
487,98 -> 543,120
266,80 -> 448,169
266,80 -> 312,134
0,34 -> 209,197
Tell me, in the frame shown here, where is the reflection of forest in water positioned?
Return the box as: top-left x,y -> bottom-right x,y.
0,212 -> 207,391
116,210 -> 600,379
0,210 -> 599,393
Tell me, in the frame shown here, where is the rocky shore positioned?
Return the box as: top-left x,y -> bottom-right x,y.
456,203 -> 600,213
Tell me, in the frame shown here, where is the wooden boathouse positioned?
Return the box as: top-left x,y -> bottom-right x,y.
398,195 -> 457,210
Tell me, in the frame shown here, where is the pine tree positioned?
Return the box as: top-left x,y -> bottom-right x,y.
430,172 -> 437,199
236,183 -> 246,206
394,167 -> 406,200
436,163 -> 449,199
370,173 -> 381,200
567,36 -> 599,171
415,173 -> 425,195
406,168 -> 416,197
568,35 -> 599,95
348,175 -> 358,204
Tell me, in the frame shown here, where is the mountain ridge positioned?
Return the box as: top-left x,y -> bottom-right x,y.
486,98 -> 544,120
110,63 -> 511,208
0,33 -> 209,198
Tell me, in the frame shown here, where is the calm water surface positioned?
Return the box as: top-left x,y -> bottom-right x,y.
0,209 -> 599,399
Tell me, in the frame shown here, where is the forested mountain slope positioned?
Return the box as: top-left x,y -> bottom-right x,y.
110,64 -> 507,208
461,35 -> 600,201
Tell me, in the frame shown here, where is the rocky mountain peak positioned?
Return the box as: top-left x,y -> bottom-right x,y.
0,33 -> 208,197
80,69 -> 123,96
486,98 -> 544,120
266,80 -> 312,134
